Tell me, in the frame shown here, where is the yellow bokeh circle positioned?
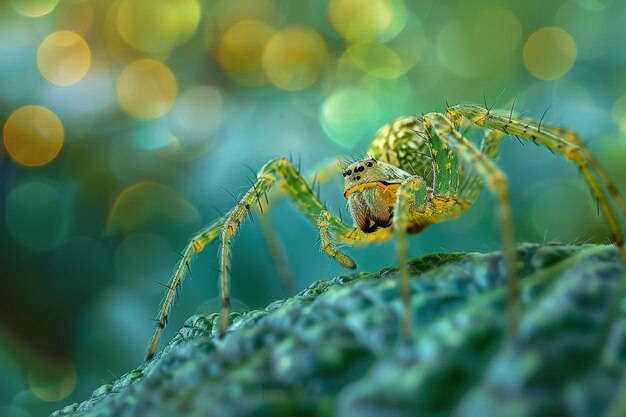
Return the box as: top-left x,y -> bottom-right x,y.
328,0 -> 406,43
27,359 -> 76,402
3,105 -> 64,167
345,42 -> 405,79
116,0 -> 200,56
37,31 -> 91,86
10,0 -> 59,17
116,59 -> 178,120
107,182 -> 200,234
219,20 -> 275,87
523,27 -> 577,80
262,25 -> 327,91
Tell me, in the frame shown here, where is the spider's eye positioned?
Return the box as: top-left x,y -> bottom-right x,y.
342,172 -> 346,177
346,169 -> 352,176
366,161 -> 373,167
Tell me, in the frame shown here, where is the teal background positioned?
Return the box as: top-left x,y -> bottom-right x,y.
1,0 -> 626,415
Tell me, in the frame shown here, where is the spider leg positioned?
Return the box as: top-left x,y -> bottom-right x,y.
519,118 -> 626,213
423,112 -> 521,337
393,176 -> 431,338
318,210 -> 393,269
319,211 -> 361,269
459,130 -> 504,203
146,216 -> 226,360
260,156 -> 387,292
449,104 -> 625,258
391,117 -> 468,338
256,157 -> 344,295
217,157 -> 367,338
423,113 -> 460,198
262,156 -> 343,207
146,156 -> 356,360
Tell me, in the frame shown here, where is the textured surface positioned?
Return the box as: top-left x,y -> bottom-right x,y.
53,243 -> 626,417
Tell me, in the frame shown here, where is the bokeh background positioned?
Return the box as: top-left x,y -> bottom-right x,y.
1,0 -> 626,415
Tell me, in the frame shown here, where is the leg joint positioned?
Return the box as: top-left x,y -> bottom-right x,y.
487,172 -> 508,190
317,210 -> 333,228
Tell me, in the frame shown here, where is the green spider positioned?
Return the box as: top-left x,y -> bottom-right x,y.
146,103 -> 626,361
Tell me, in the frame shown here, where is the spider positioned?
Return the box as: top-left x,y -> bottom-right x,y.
145,103 -> 626,361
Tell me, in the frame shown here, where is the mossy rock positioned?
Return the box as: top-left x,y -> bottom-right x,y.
53,243 -> 626,417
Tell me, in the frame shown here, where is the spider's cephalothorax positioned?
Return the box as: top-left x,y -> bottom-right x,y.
145,104 -> 626,361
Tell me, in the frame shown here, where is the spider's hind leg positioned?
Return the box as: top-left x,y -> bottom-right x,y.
450,103 -> 625,258
522,119 -> 626,213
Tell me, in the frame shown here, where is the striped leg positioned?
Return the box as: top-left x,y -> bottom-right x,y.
459,130 -> 504,203
393,176 -> 430,338
521,118 -> 626,213
424,112 -> 520,337
146,217 -> 225,360
390,116 -> 471,338
146,157 -> 344,360
318,210 -> 392,270
259,157 -> 345,295
450,104 -> 625,259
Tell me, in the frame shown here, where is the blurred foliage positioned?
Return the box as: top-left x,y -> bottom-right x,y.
0,0 -> 625,416
53,243 -> 626,417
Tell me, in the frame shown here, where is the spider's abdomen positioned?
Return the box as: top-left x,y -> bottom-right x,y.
368,116 -> 435,184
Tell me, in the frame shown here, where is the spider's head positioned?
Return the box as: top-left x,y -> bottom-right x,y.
342,158 -> 411,233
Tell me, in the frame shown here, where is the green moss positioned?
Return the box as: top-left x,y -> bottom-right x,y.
53,243 -> 626,417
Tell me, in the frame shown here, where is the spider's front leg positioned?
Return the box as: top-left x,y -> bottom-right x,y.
146,157 -> 355,360
423,112 -> 521,336
317,209 -> 394,269
391,118 -> 466,337
393,176 -> 431,337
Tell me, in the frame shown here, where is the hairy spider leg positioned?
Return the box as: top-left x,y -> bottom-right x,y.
393,176 -> 430,337
259,155 -> 408,293
518,118 -> 626,213
367,114 -> 506,338
423,112 -> 520,337
426,115 -> 461,198
146,216 -> 225,360
318,209 -> 392,270
256,156 -> 347,296
389,115 -> 466,337
449,104 -> 626,258
458,130 -> 504,203
146,156 -> 371,360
